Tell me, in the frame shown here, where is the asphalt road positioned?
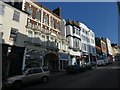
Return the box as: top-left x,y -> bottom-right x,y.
22,62 -> 120,89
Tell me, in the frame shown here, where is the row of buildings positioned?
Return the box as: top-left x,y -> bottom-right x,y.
0,0 -> 120,79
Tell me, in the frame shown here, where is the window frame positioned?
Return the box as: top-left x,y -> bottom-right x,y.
9,27 -> 18,41
13,10 -> 20,22
0,3 -> 5,15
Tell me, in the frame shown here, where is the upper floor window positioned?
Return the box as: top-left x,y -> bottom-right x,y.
50,36 -> 54,41
82,28 -> 85,33
28,30 -> 33,38
91,32 -> 94,37
73,38 -> 80,48
51,18 -> 54,28
35,10 -> 41,20
56,21 -> 60,30
0,3 -> 5,15
34,32 -> 40,38
43,13 -> 49,25
25,7 -> 33,16
85,31 -> 88,35
9,27 -> 18,41
13,10 -> 20,21
91,39 -> 94,44
73,26 -> 80,35
76,29 -> 80,35
41,35 -> 45,41
82,43 -> 86,51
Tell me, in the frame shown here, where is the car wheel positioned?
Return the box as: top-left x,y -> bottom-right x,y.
42,76 -> 48,83
13,81 -> 22,89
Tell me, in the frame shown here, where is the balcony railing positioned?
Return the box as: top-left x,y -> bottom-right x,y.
25,37 -> 43,46
46,41 -> 58,50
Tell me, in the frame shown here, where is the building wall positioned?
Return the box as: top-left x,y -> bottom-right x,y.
101,40 -> 107,54
1,1 -> 28,78
61,19 -> 82,65
80,22 -> 96,56
1,1 -> 28,47
105,38 -> 113,55
18,0 -> 63,71
66,25 -> 81,56
22,0 -> 61,48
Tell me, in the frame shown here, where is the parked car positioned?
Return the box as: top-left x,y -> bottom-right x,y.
97,60 -> 106,66
84,61 -> 97,70
65,65 -> 85,74
104,59 -> 110,65
3,67 -> 50,89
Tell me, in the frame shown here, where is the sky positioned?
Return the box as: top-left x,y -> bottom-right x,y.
39,2 -> 119,44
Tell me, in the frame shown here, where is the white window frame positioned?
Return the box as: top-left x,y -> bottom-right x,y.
9,27 -> 18,41
13,10 -> 20,21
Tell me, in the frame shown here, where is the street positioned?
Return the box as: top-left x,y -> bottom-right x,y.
22,62 -> 120,89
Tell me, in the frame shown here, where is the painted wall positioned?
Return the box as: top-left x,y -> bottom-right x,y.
1,1 -> 28,47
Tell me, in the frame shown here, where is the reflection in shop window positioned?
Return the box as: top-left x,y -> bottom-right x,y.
25,50 -> 43,68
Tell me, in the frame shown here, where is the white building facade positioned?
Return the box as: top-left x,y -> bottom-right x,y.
80,22 -> 96,63
61,19 -> 96,65
104,38 -> 113,61
61,19 -> 82,65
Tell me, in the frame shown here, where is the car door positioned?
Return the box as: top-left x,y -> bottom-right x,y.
34,68 -> 44,81
22,68 -> 38,84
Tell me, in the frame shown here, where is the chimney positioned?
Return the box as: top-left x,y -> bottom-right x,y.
52,7 -> 61,17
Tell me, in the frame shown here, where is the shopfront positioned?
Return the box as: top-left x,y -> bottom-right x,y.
59,52 -> 69,70
22,46 -> 46,70
2,44 -> 25,80
44,53 -> 59,72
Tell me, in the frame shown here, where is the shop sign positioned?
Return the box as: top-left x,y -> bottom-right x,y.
59,53 -> 69,61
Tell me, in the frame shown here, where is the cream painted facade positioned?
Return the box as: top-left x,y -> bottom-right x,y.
0,1 -> 28,47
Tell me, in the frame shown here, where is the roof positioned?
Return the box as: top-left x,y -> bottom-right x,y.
33,2 -> 61,19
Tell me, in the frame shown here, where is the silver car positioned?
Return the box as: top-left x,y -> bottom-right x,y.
97,60 -> 106,66
4,67 -> 50,89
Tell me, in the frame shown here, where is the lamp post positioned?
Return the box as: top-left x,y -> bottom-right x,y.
5,46 -> 11,79
7,47 -> 11,56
